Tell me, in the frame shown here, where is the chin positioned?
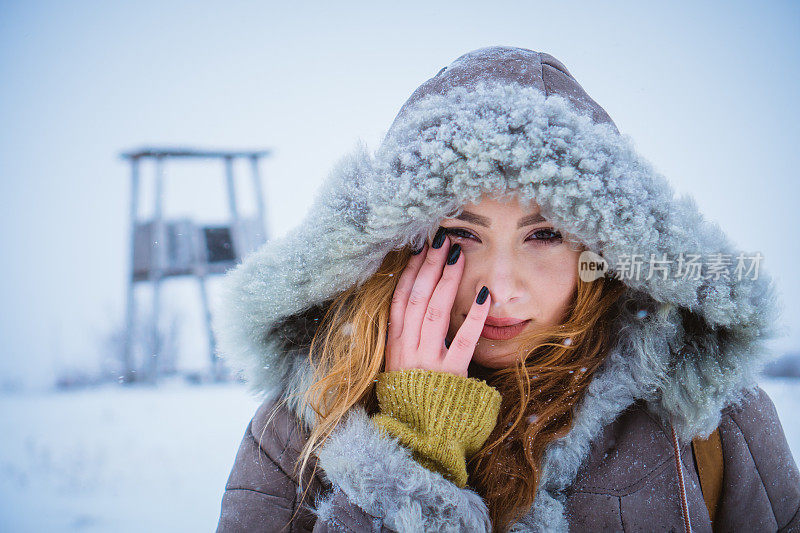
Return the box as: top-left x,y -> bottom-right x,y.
471,345 -> 519,369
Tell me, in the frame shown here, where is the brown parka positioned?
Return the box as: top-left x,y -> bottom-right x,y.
212,46 -> 800,532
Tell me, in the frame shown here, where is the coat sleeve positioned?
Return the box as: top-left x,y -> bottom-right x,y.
216,420 -> 303,532
214,399 -> 368,533
215,420 -> 391,532
715,386 -> 800,532
312,405 -> 493,532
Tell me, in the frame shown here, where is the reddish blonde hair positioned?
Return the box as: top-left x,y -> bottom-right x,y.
271,245 -> 625,531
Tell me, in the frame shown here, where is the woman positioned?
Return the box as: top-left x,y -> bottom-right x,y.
214,46 -> 799,532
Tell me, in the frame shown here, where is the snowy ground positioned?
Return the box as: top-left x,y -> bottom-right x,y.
1,378 -> 798,532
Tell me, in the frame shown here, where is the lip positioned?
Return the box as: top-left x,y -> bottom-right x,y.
484,316 -> 527,327
480,319 -> 531,341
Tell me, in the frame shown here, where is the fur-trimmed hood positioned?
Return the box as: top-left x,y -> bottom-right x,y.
213,46 -> 783,531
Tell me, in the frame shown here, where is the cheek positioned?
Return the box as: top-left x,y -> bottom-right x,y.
527,252 -> 579,321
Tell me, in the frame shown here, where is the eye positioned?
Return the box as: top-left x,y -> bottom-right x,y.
528,228 -> 563,245
442,228 -> 478,241
442,227 -> 563,245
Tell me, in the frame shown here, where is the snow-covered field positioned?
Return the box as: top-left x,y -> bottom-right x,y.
1,378 -> 798,532
0,378 -> 261,532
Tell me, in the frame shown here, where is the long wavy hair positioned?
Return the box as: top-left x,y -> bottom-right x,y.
273,238 -> 626,532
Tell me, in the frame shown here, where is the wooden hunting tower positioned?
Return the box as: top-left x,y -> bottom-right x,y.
120,147 -> 271,384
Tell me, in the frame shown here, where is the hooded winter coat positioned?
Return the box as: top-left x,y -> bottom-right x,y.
213,46 -> 800,532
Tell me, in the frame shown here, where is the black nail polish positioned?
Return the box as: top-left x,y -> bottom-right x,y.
411,243 -> 425,255
476,286 -> 489,305
446,243 -> 461,265
432,227 -> 447,249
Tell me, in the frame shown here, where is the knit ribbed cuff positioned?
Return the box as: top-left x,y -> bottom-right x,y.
370,368 -> 502,488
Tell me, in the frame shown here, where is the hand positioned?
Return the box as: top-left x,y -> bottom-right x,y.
385,227 -> 492,378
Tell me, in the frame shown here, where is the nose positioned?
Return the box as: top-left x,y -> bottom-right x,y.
480,252 -> 524,309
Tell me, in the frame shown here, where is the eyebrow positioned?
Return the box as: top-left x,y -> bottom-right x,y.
453,210 -> 547,229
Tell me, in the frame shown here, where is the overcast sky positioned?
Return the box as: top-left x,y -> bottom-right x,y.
2,0 -> 798,389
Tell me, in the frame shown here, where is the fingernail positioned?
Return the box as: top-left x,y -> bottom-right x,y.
411,243 -> 425,255
476,286 -> 489,305
446,243 -> 461,265
432,227 -> 447,249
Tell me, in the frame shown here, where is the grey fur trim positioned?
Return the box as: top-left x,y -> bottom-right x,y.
309,486 -> 384,532
508,490 -> 568,533
313,406 -> 492,533
309,489 -> 338,528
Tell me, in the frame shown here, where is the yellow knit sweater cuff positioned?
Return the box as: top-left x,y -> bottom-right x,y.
370,368 -> 502,488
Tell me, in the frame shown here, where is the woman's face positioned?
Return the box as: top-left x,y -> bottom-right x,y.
433,193 -> 581,369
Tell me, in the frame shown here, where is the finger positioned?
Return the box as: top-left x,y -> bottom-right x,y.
388,242 -> 428,343
418,243 -> 464,359
403,228 -> 451,350
445,285 -> 491,370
